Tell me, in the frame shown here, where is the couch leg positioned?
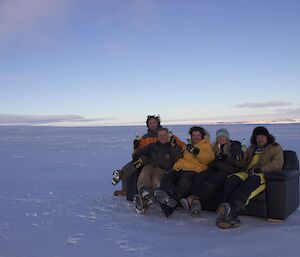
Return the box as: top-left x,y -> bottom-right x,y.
267,218 -> 284,223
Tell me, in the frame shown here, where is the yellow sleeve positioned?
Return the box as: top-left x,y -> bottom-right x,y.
195,140 -> 215,166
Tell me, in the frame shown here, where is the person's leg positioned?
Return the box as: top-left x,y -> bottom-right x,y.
152,167 -> 167,190
153,168 -> 179,216
113,161 -> 137,196
217,173 -> 265,229
120,161 -> 138,192
159,171 -> 182,200
222,172 -> 248,202
193,171 -> 229,203
175,171 -> 196,200
229,173 -> 266,207
136,165 -> 153,193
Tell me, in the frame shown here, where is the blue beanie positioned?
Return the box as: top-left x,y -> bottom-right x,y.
216,128 -> 230,140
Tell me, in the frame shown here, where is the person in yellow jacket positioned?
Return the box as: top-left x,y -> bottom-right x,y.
216,126 -> 284,229
154,126 -> 215,217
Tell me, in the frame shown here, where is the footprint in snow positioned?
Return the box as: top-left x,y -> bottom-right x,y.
66,232 -> 85,245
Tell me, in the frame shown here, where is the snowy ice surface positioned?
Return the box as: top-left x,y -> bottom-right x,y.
0,124 -> 299,257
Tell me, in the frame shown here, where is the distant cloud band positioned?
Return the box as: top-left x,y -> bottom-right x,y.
234,101 -> 292,108
0,114 -> 118,125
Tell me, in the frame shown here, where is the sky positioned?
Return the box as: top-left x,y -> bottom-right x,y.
0,0 -> 299,126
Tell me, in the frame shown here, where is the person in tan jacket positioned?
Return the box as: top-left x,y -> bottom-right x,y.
154,126 -> 215,217
216,126 -> 284,229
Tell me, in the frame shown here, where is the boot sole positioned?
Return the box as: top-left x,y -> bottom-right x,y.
154,190 -> 177,208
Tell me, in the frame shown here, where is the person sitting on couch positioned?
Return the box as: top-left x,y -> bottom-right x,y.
216,126 -> 284,229
154,126 -> 215,217
132,127 -> 183,214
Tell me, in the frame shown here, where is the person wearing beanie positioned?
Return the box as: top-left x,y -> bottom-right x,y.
216,126 -> 284,229
216,128 -> 230,140
181,128 -> 244,215
112,115 -> 185,197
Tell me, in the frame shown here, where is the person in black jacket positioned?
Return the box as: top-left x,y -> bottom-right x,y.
187,128 -> 244,215
132,127 -> 183,214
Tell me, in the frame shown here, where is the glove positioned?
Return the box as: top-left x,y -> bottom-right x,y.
236,151 -> 245,161
186,144 -> 200,155
216,152 -> 227,161
133,157 -> 143,169
247,167 -> 261,176
169,135 -> 177,148
133,139 -> 140,149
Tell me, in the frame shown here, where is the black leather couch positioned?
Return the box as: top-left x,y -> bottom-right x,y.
126,150 -> 299,220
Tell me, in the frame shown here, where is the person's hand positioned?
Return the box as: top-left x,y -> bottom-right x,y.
236,151 -> 245,161
133,139 -> 140,149
186,144 -> 200,155
216,152 -> 227,161
169,135 -> 177,148
133,158 -> 143,169
247,168 -> 261,176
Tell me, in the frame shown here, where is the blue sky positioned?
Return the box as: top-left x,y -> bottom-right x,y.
0,0 -> 299,126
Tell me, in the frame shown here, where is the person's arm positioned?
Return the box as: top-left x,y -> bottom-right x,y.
260,144 -> 284,172
170,145 -> 183,164
173,135 -> 186,150
132,143 -> 152,163
195,141 -> 215,166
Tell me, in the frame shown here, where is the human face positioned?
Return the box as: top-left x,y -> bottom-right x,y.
217,136 -> 228,146
191,131 -> 203,144
158,130 -> 169,144
148,118 -> 158,131
256,135 -> 268,147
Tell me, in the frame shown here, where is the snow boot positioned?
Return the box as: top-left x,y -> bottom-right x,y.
216,202 -> 231,220
133,194 -> 146,215
190,197 -> 202,215
180,198 -> 190,211
159,202 -> 176,218
112,170 -> 121,186
113,190 -> 127,197
154,189 -> 177,208
216,215 -> 241,229
133,189 -> 152,215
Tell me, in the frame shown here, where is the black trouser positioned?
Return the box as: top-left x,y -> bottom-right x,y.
191,168 -> 229,203
119,161 -> 138,192
160,171 -> 197,201
222,174 -> 263,207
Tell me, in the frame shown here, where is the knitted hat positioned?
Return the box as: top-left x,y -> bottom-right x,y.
252,126 -> 270,137
216,128 -> 230,140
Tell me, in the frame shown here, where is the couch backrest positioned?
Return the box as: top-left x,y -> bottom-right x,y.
283,150 -> 299,170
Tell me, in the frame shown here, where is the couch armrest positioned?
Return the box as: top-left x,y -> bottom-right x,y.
264,169 -> 300,181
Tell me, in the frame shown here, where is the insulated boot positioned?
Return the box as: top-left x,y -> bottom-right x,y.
112,170 -> 121,186
190,197 -> 202,215
154,189 -> 177,208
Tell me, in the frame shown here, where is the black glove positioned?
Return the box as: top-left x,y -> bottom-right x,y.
186,144 -> 200,155
216,152 -> 227,161
247,167 -> 261,176
236,151 -> 245,161
133,139 -> 140,149
169,135 -> 177,148
133,157 -> 143,169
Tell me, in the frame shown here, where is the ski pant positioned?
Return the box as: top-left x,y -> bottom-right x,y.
191,168 -> 229,203
160,171 -> 211,201
119,161 -> 138,192
136,165 -> 167,193
222,171 -> 266,207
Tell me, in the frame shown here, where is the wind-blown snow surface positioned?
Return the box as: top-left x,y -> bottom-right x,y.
0,124 -> 299,257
